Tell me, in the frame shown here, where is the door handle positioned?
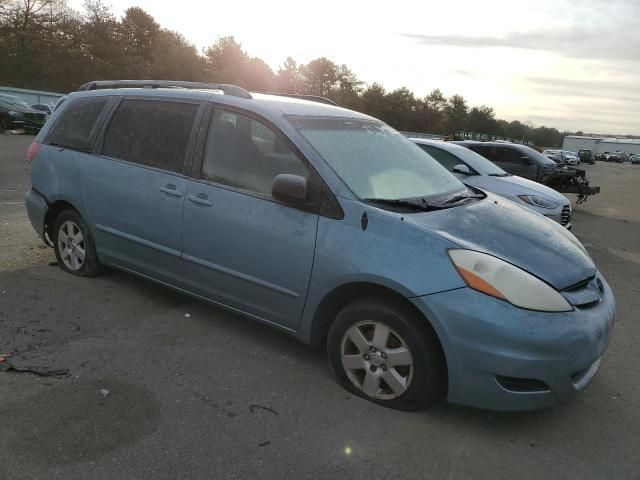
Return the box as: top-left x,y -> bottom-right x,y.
160,184 -> 183,197
187,193 -> 213,206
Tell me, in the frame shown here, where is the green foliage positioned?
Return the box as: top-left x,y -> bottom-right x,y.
0,0 -> 567,146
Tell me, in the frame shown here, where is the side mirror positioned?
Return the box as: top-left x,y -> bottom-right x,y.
272,174 -> 307,204
520,156 -> 532,165
452,164 -> 472,175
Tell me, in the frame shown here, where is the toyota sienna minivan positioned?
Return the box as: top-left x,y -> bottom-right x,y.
26,80 -> 615,411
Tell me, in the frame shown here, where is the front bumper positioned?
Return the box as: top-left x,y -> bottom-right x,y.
411,277 -> 615,411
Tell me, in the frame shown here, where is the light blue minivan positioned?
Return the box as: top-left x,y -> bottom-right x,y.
26,81 -> 615,411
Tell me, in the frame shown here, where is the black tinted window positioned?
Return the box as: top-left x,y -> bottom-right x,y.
202,110 -> 307,196
419,145 -> 463,171
495,147 -> 523,164
48,97 -> 109,151
469,145 -> 494,161
102,99 -> 198,173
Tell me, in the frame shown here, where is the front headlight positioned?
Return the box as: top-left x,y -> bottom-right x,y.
517,194 -> 559,209
448,249 -> 572,312
8,110 -> 24,118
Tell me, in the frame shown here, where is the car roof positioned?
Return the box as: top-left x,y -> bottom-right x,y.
67,88 -> 373,124
455,140 -> 528,148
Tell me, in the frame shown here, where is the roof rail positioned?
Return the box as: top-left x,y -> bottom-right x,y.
259,92 -> 337,106
77,80 -> 253,99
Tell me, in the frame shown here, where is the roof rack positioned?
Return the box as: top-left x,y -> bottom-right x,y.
259,92 -> 337,106
77,80 -> 253,99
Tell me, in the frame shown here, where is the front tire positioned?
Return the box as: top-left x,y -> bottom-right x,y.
53,209 -> 102,277
327,297 -> 445,411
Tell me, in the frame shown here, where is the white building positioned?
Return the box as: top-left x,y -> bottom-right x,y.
563,135 -> 640,156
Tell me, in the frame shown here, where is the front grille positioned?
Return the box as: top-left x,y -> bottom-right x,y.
25,112 -> 46,124
561,204 -> 572,226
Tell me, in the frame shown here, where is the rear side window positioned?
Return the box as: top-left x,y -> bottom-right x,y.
102,99 -> 198,173
48,97 -> 109,151
495,147 -> 523,164
468,145 -> 492,160
419,145 -> 463,171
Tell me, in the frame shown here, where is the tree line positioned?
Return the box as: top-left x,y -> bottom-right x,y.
0,0 -> 569,146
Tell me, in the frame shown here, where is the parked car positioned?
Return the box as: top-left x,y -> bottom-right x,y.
605,152 -> 625,163
562,151 -> 580,165
630,154 -> 640,165
541,149 -> 565,165
578,149 -> 596,164
543,149 -> 579,166
412,139 -> 572,228
31,103 -> 53,115
455,140 -> 600,202
0,94 -> 48,132
26,80 -> 615,412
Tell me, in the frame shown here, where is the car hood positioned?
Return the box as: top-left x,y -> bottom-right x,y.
483,175 -> 569,204
405,194 -> 595,290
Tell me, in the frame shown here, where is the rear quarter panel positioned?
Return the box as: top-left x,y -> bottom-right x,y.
30,144 -> 91,227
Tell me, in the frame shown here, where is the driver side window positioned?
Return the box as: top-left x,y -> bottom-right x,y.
202,109 -> 308,197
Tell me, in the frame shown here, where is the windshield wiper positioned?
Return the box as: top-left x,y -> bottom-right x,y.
488,173 -> 510,177
363,198 -> 444,211
442,192 -> 485,205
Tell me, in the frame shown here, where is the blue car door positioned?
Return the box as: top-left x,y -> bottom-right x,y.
181,107 -> 319,329
83,97 -> 201,284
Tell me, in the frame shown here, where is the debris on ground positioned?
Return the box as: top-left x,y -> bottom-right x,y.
258,441 -> 271,447
249,404 -> 279,416
0,358 -> 69,377
184,313 -> 191,318
100,388 -> 110,398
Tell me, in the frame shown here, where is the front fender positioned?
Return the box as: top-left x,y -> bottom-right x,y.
296,198 -> 466,341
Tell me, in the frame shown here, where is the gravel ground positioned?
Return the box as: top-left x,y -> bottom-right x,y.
1,134 -> 639,479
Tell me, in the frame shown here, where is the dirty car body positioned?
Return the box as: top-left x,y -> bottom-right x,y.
26,81 -> 615,411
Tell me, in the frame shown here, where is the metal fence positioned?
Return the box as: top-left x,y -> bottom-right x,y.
0,86 -> 64,107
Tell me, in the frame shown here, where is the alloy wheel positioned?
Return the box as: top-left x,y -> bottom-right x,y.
340,320 -> 414,400
57,220 -> 86,271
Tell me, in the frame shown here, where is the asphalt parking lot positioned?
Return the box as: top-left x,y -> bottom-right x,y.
1,134 -> 639,479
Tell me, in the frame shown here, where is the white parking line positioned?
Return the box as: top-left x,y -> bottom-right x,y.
0,202 -> 25,206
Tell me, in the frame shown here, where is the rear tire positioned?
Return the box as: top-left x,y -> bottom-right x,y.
327,297 -> 445,411
53,209 -> 102,277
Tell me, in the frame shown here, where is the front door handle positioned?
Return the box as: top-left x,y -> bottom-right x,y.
160,184 -> 183,197
187,193 -> 213,207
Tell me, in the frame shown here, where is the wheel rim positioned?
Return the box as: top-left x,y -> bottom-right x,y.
57,221 -> 86,271
340,321 -> 414,400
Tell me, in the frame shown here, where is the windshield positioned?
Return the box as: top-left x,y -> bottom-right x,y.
519,145 -> 558,166
289,116 -> 466,201
0,95 -> 31,109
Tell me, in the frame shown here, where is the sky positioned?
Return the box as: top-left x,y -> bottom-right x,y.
69,0 -> 640,135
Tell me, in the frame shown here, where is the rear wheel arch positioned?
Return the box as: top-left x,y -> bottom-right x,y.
44,200 -> 80,246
